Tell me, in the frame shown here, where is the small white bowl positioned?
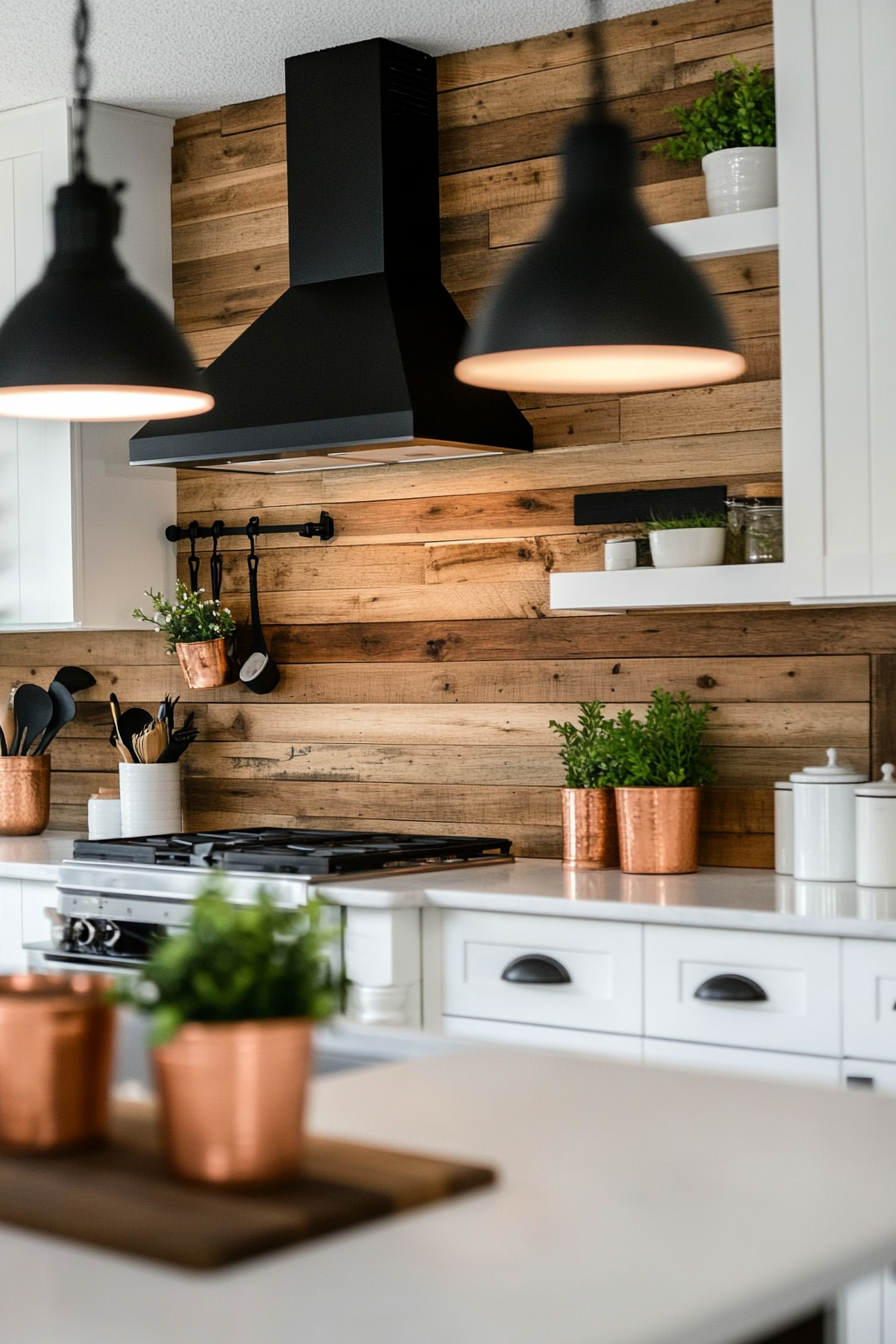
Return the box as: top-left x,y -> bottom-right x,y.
648,527 -> 726,569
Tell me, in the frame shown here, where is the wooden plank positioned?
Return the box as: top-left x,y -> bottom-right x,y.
173,244 -> 290,300
721,289 -> 780,342
176,279 -> 289,334
436,0 -> 772,89
620,380 -> 781,441
178,542 -> 426,593
172,123 -> 286,185
185,325 -> 248,367
487,174 -> 707,246
527,402 -> 621,448
701,787 -> 774,833
676,42 -> 773,88
220,94 -> 285,136
674,23 -> 773,67
221,579 -> 555,624
259,609 -> 896,663
440,212 -> 490,255
737,336 -> 780,384
441,156 -> 562,220
699,832 -> 773,867
171,162 -> 287,227
421,535 -> 608,584
439,47 -> 673,132
172,205 -> 287,265
173,110 -> 220,143
870,654 -> 896,780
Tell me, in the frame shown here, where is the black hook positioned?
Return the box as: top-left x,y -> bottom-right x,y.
210,520 -> 224,604
187,520 -> 200,594
246,516 -> 260,570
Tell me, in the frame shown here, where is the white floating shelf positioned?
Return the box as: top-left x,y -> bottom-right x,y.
652,207 -> 778,261
550,562 -> 792,611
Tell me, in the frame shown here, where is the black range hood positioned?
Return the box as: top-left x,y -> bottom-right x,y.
131,39 -> 533,472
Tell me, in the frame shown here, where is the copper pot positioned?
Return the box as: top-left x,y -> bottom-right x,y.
0,754 -> 51,836
175,637 -> 235,690
154,1018 -> 313,1184
561,788 -> 619,869
0,973 -> 114,1150
615,786 -> 701,874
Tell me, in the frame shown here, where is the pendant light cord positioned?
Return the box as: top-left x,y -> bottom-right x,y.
72,0 -> 92,179
586,0 -> 608,114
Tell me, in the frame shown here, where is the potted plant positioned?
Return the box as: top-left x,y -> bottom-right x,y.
646,509 -> 728,569
654,58 -> 776,216
550,701 -> 620,869
116,880 -> 337,1184
610,689 -> 716,874
133,581 -> 238,689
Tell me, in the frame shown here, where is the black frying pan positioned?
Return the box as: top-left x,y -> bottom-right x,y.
239,518 -> 279,695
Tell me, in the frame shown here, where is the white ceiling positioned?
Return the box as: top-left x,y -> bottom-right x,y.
1,0 -> 683,120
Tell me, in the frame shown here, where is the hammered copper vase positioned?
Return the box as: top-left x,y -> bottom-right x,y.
615,786 -> 701,874
0,754 -> 51,836
176,637 -> 235,690
0,974 -> 114,1150
154,1018 -> 313,1184
561,788 -> 619,869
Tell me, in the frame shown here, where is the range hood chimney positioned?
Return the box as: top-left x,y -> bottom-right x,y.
131,39 -> 533,472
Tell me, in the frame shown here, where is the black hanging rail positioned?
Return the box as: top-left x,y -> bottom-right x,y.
165,511 -> 335,544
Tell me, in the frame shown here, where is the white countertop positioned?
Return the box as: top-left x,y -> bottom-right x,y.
315,858 -> 896,939
0,832 -> 80,882
3,1046 -> 896,1344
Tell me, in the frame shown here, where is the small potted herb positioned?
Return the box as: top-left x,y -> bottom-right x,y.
116,880 -> 337,1185
654,58 -> 776,216
550,701 -> 620,869
646,509 -> 728,569
133,581 -> 237,689
610,689 -> 716,874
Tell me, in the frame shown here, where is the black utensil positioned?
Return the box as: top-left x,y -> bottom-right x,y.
11,684 -> 53,756
0,725 -> 8,757
35,681 -> 76,754
239,518 -> 280,696
54,667 -> 97,695
109,707 -> 153,763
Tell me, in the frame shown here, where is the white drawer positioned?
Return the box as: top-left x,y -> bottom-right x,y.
842,1058 -> 896,1094
443,1015 -> 643,1062
644,925 -> 841,1057
644,1037 -> 840,1087
441,910 -> 642,1035
843,940 -> 896,1063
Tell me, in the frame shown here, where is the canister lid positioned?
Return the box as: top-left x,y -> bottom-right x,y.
774,780 -> 793,792
605,536 -> 636,546
790,747 -> 868,784
855,764 -> 896,798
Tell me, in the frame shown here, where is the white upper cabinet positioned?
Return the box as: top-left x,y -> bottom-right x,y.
0,98 -> 176,629
552,0 -> 896,612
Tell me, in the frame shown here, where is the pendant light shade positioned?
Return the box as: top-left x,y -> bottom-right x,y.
455,118 -> 745,394
0,0 -> 212,423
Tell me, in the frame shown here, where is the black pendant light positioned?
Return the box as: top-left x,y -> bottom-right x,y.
454,13 -> 745,395
0,1 -> 213,422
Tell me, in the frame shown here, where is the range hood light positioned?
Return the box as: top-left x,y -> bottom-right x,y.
0,0 -> 211,423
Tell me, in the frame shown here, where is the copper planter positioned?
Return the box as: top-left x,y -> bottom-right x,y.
615,786 -> 701,874
0,754 -> 51,836
0,974 -> 114,1150
154,1018 -> 313,1184
176,637 -> 235,690
561,788 -> 619,869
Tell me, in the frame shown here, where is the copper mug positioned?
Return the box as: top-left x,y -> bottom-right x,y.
561,788 -> 619,869
0,755 -> 51,836
0,974 -> 114,1150
154,1018 -> 313,1184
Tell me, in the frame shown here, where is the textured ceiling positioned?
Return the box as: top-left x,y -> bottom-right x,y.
1,0 -> 683,119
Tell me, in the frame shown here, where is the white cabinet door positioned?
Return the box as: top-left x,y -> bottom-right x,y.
20,878 -> 60,952
644,925 -> 841,1056
0,878 -> 24,972
644,1037 -> 840,1087
843,941 -> 896,1064
443,1015 -> 643,1062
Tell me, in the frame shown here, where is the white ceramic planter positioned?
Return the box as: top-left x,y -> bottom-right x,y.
648,528 -> 726,569
119,762 -> 182,838
702,147 -> 777,216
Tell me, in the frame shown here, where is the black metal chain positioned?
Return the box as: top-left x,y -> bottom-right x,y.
72,0 -> 92,179
587,0 -> 608,111
187,520 -> 200,594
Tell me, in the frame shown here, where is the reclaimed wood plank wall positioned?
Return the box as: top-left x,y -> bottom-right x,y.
0,0 -> 893,863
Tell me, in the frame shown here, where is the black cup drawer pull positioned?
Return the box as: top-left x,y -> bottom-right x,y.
694,973 -> 768,1003
501,954 -> 571,985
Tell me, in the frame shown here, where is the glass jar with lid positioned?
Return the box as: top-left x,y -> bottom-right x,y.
724,496 -> 747,565
745,497 -> 783,564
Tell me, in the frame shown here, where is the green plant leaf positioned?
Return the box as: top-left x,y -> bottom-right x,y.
133,580 -> 237,656
654,58 -> 775,163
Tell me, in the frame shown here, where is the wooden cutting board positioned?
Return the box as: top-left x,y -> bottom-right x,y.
0,1100 -> 495,1270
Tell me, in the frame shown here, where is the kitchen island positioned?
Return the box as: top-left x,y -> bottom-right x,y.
1,1044 -> 896,1344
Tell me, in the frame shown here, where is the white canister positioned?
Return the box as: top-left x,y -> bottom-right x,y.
701,146 -> 777,216
855,764 -> 896,888
791,748 -> 868,881
773,780 -> 793,875
604,537 -> 637,571
87,796 -> 122,841
119,762 -> 183,838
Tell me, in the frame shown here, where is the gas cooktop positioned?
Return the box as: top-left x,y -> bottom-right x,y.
72,828 -> 513,876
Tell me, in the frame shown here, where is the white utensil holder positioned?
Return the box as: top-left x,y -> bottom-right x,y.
119,763 -> 182,838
